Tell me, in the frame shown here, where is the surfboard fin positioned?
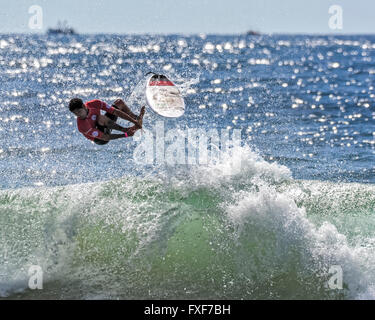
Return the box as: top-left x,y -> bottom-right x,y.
145,71 -> 158,76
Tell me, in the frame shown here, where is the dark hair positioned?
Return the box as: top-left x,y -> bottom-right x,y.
69,98 -> 84,112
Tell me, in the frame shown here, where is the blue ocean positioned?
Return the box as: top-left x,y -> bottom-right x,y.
1,33 -> 375,299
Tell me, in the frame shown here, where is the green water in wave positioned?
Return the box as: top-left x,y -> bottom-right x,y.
1,175 -> 375,299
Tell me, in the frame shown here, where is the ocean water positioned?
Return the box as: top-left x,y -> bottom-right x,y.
1,33 -> 375,299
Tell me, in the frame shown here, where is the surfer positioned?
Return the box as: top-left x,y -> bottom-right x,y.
68,98 -> 145,145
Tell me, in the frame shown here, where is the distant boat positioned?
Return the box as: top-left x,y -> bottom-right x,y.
47,20 -> 77,35
246,30 -> 261,36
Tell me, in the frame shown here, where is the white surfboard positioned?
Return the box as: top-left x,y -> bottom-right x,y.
145,74 -> 185,118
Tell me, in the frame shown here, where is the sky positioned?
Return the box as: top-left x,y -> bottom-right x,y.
0,0 -> 374,34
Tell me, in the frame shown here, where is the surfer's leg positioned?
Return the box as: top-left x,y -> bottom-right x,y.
113,99 -> 137,119
97,114 -> 126,132
137,106 -> 146,127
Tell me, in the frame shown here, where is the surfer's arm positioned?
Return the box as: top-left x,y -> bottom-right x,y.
100,133 -> 129,141
100,126 -> 138,141
112,109 -> 141,128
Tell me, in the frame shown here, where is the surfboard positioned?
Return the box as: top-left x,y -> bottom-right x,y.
145,74 -> 185,118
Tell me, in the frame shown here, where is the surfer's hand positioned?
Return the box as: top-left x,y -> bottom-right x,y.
125,126 -> 138,137
135,121 -> 142,129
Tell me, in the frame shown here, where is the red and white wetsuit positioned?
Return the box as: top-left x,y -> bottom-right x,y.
77,99 -> 115,141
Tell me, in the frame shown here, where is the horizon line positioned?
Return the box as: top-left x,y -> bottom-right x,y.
1,31 -> 375,36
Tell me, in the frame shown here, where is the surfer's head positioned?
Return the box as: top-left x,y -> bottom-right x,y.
69,98 -> 87,119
